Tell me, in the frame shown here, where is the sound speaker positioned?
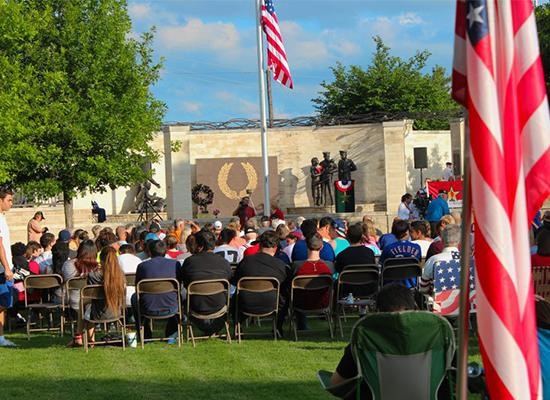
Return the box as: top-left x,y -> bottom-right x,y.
413,147 -> 428,169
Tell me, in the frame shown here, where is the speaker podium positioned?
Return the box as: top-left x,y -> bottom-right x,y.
413,147 -> 428,185
334,180 -> 355,212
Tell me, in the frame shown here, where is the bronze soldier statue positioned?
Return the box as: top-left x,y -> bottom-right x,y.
319,152 -> 337,206
337,150 -> 357,181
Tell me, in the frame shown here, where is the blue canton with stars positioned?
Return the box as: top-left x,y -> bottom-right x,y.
466,0 -> 489,46
434,253 -> 476,293
265,0 -> 276,14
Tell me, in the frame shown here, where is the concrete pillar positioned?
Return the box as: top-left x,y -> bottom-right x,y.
450,118 -> 465,177
163,125 -> 192,219
382,120 -> 409,214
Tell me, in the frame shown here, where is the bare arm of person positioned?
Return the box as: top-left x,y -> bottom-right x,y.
0,237 -> 12,281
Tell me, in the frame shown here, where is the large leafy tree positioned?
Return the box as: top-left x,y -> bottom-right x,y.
313,36 -> 460,129
535,3 -> 550,98
0,0 -> 165,227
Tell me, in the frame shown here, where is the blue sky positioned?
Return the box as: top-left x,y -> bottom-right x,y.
128,0 -> 461,123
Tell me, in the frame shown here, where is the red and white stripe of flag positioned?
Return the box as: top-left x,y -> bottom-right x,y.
453,0 -> 550,398
261,0 -> 293,89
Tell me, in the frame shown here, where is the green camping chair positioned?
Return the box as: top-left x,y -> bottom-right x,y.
318,311 -> 456,400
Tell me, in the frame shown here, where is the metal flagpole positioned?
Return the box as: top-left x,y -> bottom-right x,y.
456,112 -> 472,400
255,0 -> 271,216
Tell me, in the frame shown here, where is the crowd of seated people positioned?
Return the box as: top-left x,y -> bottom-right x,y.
3,203 -> 547,350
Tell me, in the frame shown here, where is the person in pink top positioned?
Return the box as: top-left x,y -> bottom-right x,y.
27,211 -> 46,243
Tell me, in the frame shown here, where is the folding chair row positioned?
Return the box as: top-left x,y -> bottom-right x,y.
23,274 -> 65,340
133,278 -> 233,349
334,259 -> 423,338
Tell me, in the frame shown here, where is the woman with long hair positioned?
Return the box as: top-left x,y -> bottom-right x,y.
83,246 -> 126,345
65,240 -> 100,347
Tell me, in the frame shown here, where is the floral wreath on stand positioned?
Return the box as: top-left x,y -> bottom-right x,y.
191,184 -> 214,214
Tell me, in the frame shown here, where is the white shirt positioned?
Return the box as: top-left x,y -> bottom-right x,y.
442,166 -> 454,181
214,244 -> 244,264
412,239 -> 432,258
397,202 -> 411,220
118,253 -> 141,274
0,213 -> 12,270
118,253 -> 141,307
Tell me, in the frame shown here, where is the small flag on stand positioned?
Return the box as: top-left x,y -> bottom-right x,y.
452,0 -> 550,398
261,0 -> 293,89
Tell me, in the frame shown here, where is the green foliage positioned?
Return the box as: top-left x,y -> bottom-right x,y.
0,0 -> 165,202
535,3 -> 550,98
312,36 -> 460,129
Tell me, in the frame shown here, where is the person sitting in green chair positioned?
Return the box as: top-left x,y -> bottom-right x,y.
321,283 -> 455,400
330,284 -> 416,397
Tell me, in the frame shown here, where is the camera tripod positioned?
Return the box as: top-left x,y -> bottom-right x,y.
137,195 -> 163,223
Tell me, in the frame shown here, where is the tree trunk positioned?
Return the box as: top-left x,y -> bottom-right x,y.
63,192 -> 74,229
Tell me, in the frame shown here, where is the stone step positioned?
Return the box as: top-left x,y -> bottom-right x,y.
5,207 -> 168,244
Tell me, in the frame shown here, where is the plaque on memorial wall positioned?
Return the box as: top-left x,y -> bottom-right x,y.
195,157 -> 278,217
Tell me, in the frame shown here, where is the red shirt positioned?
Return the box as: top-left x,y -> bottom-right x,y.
166,249 -> 184,259
238,206 -> 256,229
244,243 -> 260,257
295,260 -> 332,309
531,253 -> 550,267
270,208 -> 285,221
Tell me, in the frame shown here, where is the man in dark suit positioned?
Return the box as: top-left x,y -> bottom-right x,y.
132,239 -> 178,340
178,230 -> 232,335
233,230 -> 291,335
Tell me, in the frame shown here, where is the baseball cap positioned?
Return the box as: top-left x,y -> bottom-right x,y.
214,221 -> 223,230
145,232 -> 159,242
58,229 -> 71,242
438,189 -> 448,194
244,227 -> 257,234
332,219 -> 347,238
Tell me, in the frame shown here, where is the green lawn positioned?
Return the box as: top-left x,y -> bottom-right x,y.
3,321 -> 344,400
1,318 -> 483,400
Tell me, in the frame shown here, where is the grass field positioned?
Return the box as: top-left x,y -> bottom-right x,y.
1,318 -> 482,400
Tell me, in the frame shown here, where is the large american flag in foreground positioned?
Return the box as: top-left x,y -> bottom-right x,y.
453,0 -> 550,398
261,0 -> 293,89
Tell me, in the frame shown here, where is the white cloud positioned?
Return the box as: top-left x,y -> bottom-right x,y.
182,101 -> 202,114
280,21 -> 330,68
157,19 -> 240,52
215,91 -> 258,117
397,12 -> 424,26
330,39 -> 360,57
128,3 -> 152,20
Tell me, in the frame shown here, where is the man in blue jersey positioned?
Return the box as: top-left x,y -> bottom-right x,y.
379,220 -> 421,288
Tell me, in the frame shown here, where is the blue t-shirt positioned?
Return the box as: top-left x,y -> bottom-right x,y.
379,240 -> 421,288
539,329 -> 550,400
291,240 -> 335,262
378,233 -> 397,251
425,196 -> 450,222
334,238 -> 350,256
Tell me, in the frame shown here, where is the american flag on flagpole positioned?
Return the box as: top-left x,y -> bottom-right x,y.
452,0 -> 550,398
261,0 -> 293,89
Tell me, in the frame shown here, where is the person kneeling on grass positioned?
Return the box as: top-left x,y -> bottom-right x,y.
82,247 -> 125,345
